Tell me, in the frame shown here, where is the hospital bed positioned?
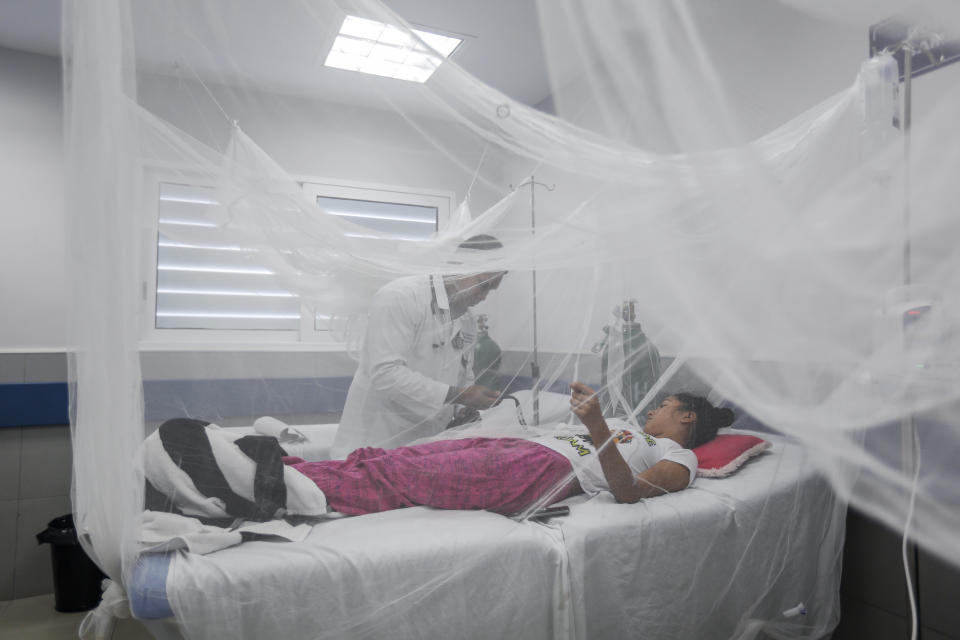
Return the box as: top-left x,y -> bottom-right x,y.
129,392 -> 842,640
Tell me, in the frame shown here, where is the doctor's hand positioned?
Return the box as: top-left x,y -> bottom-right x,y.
451,385 -> 502,409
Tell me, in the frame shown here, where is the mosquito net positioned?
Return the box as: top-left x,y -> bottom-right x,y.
63,1 -> 960,639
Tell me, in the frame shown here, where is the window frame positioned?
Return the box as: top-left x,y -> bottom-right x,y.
139,168 -> 453,350
297,177 -> 453,344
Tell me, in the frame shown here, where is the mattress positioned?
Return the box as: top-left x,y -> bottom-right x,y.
129,423 -> 842,640
132,507 -> 569,639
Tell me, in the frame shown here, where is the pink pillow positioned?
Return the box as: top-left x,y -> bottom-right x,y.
693,434 -> 770,478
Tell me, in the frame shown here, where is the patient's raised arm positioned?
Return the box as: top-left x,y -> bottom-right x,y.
570,382 -> 645,503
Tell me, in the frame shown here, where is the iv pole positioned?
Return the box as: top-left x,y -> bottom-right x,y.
510,176 -> 555,425
869,16 -> 959,497
869,18 -> 959,637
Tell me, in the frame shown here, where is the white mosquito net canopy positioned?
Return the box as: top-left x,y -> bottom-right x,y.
64,0 -> 960,638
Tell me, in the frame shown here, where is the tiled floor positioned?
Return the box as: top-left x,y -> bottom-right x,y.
0,594 -> 155,639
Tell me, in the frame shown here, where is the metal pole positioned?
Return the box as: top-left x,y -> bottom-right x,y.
903,48 -> 912,288
899,49 -> 919,614
900,48 -> 915,478
530,176 -> 540,425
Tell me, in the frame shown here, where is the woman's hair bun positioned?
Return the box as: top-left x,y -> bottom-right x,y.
711,407 -> 735,429
674,393 -> 735,448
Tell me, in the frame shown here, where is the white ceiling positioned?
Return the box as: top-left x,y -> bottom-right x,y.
0,0 -> 554,108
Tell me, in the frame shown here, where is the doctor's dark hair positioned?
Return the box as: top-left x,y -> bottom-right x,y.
674,393 -> 735,448
458,234 -> 502,251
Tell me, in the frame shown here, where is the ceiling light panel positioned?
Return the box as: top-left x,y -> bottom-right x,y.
324,15 -> 462,83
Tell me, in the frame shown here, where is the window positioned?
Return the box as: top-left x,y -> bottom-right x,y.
145,178 -> 451,345
155,183 -> 300,331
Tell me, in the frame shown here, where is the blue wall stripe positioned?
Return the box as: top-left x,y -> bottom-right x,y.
0,382 -> 70,427
0,377 -> 354,427
1,376 -> 535,427
0,376 -> 772,432
143,376 -> 353,421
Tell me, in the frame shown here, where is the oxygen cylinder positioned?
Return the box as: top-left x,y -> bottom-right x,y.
473,314 -> 503,389
594,300 -> 661,417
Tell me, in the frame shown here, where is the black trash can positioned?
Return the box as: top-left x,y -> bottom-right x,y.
36,514 -> 107,613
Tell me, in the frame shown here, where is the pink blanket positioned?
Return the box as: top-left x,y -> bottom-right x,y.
287,437 -> 575,515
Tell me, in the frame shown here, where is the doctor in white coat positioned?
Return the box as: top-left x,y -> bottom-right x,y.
331,236 -> 505,458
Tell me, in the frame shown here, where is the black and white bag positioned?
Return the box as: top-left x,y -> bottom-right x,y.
141,418 -> 328,524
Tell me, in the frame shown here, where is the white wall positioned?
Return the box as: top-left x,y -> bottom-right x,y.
137,74 -> 503,203
0,47 -> 508,353
0,47 -> 66,351
542,1 -> 867,151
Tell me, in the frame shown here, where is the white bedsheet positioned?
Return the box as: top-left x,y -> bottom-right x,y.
168,508 -> 571,640
560,430 -> 842,640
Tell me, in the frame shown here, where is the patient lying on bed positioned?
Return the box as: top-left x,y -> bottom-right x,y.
285,382 -> 734,515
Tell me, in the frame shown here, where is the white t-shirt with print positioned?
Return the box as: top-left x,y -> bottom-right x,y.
530,419 -> 698,495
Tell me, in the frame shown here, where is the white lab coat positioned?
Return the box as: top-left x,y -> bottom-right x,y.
331,275 -> 476,458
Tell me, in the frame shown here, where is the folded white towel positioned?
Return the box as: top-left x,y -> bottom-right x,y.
254,416 -> 307,443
